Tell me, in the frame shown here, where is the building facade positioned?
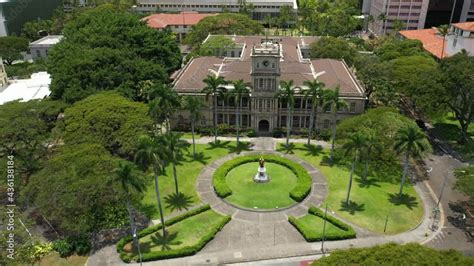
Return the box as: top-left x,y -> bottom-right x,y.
136,0 -> 297,20
171,35 -> 366,135
29,35 -> 63,62
446,22 -> 474,56
365,0 -> 430,35
460,0 -> 474,22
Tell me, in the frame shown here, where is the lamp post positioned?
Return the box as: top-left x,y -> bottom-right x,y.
133,228 -> 143,266
321,204 -> 328,255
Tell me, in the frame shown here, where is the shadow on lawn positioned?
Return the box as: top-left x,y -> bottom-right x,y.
139,231 -> 182,252
339,200 -> 365,215
228,142 -> 253,154
185,152 -> 211,164
388,193 -> 418,210
355,177 -> 381,188
138,203 -> 158,219
302,144 -> 324,157
277,143 -> 295,154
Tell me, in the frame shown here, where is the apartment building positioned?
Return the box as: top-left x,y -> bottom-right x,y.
460,0 -> 474,22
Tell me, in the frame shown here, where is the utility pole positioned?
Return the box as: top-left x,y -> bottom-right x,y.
133,227 -> 143,266
321,205 -> 328,255
449,0 -> 458,26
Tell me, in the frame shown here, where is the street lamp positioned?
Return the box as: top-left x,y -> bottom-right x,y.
133,228 -> 143,266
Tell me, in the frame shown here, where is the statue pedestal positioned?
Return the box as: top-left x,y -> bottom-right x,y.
254,166 -> 270,183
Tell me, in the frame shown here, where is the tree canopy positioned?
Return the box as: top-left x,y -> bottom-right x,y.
21,143 -> 134,235
309,37 -> 357,65
63,91 -> 153,158
313,243 -> 474,265
48,5 -> 181,103
184,13 -> 263,47
0,36 -> 29,65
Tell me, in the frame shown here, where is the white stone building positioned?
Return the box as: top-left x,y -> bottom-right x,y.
29,35 -> 63,62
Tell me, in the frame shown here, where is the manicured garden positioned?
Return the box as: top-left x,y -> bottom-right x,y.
117,205 -> 230,262
225,162 -> 298,209
281,143 -> 424,234
289,207 -> 356,241
140,141 -> 246,218
213,154 -> 312,204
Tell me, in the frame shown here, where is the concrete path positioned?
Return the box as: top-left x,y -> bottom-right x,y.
185,136 -> 330,149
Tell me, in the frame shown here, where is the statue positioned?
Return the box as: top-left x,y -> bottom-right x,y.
254,155 -> 269,183
259,156 -> 265,168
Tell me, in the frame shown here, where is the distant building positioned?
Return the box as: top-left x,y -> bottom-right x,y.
136,0 -> 298,20
0,58 -> 7,88
460,0 -> 474,22
0,72 -> 51,105
29,35 -> 63,62
364,0 -> 430,35
399,22 -> 474,59
143,11 -> 218,41
171,35 -> 365,134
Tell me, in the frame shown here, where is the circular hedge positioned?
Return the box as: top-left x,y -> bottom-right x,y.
212,154 -> 312,202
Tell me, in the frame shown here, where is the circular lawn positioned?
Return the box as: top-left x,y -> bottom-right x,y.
225,162 -> 298,209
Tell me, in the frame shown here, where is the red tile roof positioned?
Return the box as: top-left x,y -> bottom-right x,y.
399,28 -> 447,59
453,22 -> 474,32
143,11 -> 218,29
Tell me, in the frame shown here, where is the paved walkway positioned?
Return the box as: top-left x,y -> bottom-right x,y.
187,136 -> 330,149
86,137 -> 443,266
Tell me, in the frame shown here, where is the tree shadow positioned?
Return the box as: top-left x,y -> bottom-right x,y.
137,203 -> 157,218
300,144 -> 324,156
150,231 -> 182,251
276,143 -> 295,154
355,177 -> 381,188
228,142 -> 253,154
206,140 -> 231,150
185,152 -> 211,165
388,193 -> 418,210
339,200 -> 365,215
164,192 -> 194,212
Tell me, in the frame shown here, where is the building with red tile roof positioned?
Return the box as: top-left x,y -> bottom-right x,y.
143,11 -> 218,41
399,28 -> 446,59
170,35 -> 366,134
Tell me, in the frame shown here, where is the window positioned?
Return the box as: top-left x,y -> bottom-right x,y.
36,50 -> 41,58
231,51 -> 235,57
217,114 -> 224,124
229,114 -> 236,125
349,102 -> 356,113
280,116 -> 287,126
293,116 -> 300,128
242,97 -> 248,108
323,119 -> 330,129
259,78 -> 264,89
324,104 -> 331,112
242,115 -> 248,126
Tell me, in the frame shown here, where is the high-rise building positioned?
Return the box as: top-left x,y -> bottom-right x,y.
365,0 -> 430,35
460,0 -> 474,22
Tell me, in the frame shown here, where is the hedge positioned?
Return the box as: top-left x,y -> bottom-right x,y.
116,204 -> 231,263
212,154 -> 312,202
288,206 -> 356,242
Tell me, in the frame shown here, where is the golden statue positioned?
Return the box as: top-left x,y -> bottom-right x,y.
259,156 -> 265,168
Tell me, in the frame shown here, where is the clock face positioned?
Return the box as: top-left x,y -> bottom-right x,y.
262,60 -> 270,67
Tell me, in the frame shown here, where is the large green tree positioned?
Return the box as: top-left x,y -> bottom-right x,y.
63,91 -> 153,158
313,243 -> 474,265
454,165 -> 474,205
0,36 -> 29,65
0,100 -> 67,187
303,79 -> 326,145
184,13 -> 263,47
310,37 -> 357,65
22,143 -> 131,235
342,133 -> 367,205
323,87 -> 348,163
48,5 -> 181,103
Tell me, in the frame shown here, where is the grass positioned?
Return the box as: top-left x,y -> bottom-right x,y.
37,252 -> 88,266
295,214 -> 348,237
432,113 -> 474,163
140,141 -> 250,219
225,162 -> 298,209
127,209 -> 227,254
281,143 -> 424,234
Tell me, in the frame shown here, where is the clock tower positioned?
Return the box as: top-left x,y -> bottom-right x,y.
250,39 -> 281,134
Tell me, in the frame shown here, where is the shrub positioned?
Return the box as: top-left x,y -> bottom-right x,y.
246,129 -> 257,138
52,239 -> 74,258
116,205 -> 230,262
289,207 -> 356,242
212,155 -> 312,202
272,127 -> 285,138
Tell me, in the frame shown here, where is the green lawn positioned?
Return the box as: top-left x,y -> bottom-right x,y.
129,210 -> 227,253
140,141 -> 249,219
225,162 -> 297,209
37,252 -> 88,266
281,143 -> 424,234
433,113 -> 474,163
296,214 -> 348,237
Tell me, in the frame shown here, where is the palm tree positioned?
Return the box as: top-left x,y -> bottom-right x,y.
202,75 -> 227,144
394,125 -> 429,196
342,133 -> 367,205
161,132 -> 189,195
276,80 -> 298,148
148,83 -> 181,133
362,134 -> 382,183
438,25 -> 449,59
229,80 -> 250,147
183,97 -> 205,157
377,13 -> 388,35
323,86 -> 348,163
303,79 -> 326,146
135,135 -> 166,236
112,162 -> 146,253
